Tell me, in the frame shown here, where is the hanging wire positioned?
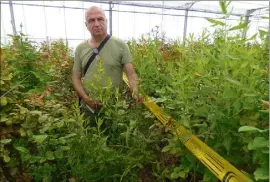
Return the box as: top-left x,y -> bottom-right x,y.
63,1 -> 68,46
82,1 -> 85,40
133,5 -> 135,38
148,6 -> 151,33
117,4 -> 119,37
1,9 -> 7,44
21,0 -> 27,35
43,1 -> 49,45
161,1 -> 164,34
0,74 -> 30,99
256,9 -> 261,32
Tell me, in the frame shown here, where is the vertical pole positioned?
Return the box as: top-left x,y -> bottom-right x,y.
8,0 -> 17,35
242,9 -> 258,39
22,1 -> 27,35
1,10 -> 7,44
183,9 -> 188,43
63,1 -> 68,46
242,10 -> 250,39
82,1 -> 85,40
109,1 -> 113,35
43,1 -> 49,45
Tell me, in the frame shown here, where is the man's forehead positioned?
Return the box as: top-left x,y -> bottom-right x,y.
85,6 -> 106,18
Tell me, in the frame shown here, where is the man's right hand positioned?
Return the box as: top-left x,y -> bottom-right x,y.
84,98 -> 102,111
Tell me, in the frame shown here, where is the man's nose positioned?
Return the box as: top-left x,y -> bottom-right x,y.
93,20 -> 100,26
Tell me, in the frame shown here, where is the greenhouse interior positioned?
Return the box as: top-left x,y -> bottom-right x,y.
0,1 -> 269,182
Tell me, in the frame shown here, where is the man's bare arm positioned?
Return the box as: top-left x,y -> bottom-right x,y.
72,72 -> 89,101
72,72 -> 102,109
124,63 -> 139,95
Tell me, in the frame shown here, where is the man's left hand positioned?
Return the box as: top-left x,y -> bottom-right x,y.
131,91 -> 144,104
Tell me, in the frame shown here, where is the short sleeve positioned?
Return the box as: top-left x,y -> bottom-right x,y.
121,42 -> 133,65
72,46 -> 82,74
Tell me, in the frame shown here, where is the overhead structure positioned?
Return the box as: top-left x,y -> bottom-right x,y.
1,1 -> 268,47
242,6 -> 268,39
182,1 -> 198,42
8,0 -> 16,35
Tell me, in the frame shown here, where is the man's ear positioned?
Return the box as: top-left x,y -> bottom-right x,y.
85,22 -> 87,27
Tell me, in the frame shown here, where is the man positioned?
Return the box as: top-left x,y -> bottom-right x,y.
72,6 -> 141,119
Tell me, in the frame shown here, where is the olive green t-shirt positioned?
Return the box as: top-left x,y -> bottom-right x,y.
73,35 -> 132,100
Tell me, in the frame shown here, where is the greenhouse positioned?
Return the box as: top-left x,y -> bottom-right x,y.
0,1 -> 269,182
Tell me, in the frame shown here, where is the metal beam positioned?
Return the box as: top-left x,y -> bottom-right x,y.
2,2 -> 251,21
109,1 -> 113,35
2,1 -> 256,18
8,0 -> 16,35
82,0 -> 246,17
242,8 -> 260,39
183,1 -> 198,43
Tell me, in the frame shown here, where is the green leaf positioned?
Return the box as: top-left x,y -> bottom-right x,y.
170,172 -> 179,179
3,155 -> 10,163
240,61 -> 249,69
219,1 -> 227,14
254,167 -> 269,181
60,146 -> 70,151
1,75 -> 12,81
117,109 -> 125,115
45,151 -> 55,160
0,97 -> 8,106
223,137 -> 231,152
207,18 -> 225,26
1,139 -> 12,144
262,148 -> 269,154
246,33 -> 257,41
166,86 -> 175,93
248,137 -> 269,150
161,145 -> 171,152
38,115 -> 48,123
0,116 -> 8,123
178,171 -> 186,178
54,150 -> 64,159
97,118 -> 104,130
29,110 -> 42,116
15,146 -> 30,154
224,77 -> 241,85
174,167 -> 182,172
32,135 -> 48,144
229,22 -> 248,31
60,133 -> 77,139
30,156 -> 42,164
40,158 -> 47,163
238,126 -> 268,133
183,167 -> 189,173
259,29 -> 268,38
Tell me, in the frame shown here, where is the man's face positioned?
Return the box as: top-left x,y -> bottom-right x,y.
85,8 -> 107,37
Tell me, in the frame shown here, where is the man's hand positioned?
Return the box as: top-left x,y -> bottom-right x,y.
131,90 -> 144,104
84,98 -> 102,111
261,100 -> 270,109
124,63 -> 144,104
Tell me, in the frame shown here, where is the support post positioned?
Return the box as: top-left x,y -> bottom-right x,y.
109,1 -> 113,35
242,10 -> 250,39
9,0 -> 17,35
242,8 -> 259,39
183,9 -> 188,42
182,1 -> 197,45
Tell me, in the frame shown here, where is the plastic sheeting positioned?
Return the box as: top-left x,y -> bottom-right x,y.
1,1 -> 268,49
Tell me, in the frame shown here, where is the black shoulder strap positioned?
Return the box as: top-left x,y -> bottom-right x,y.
83,34 -> 111,76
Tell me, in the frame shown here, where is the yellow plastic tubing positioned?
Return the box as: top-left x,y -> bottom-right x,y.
123,73 -> 253,182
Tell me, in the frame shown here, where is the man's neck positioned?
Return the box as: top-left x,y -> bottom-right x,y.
91,34 -> 108,46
